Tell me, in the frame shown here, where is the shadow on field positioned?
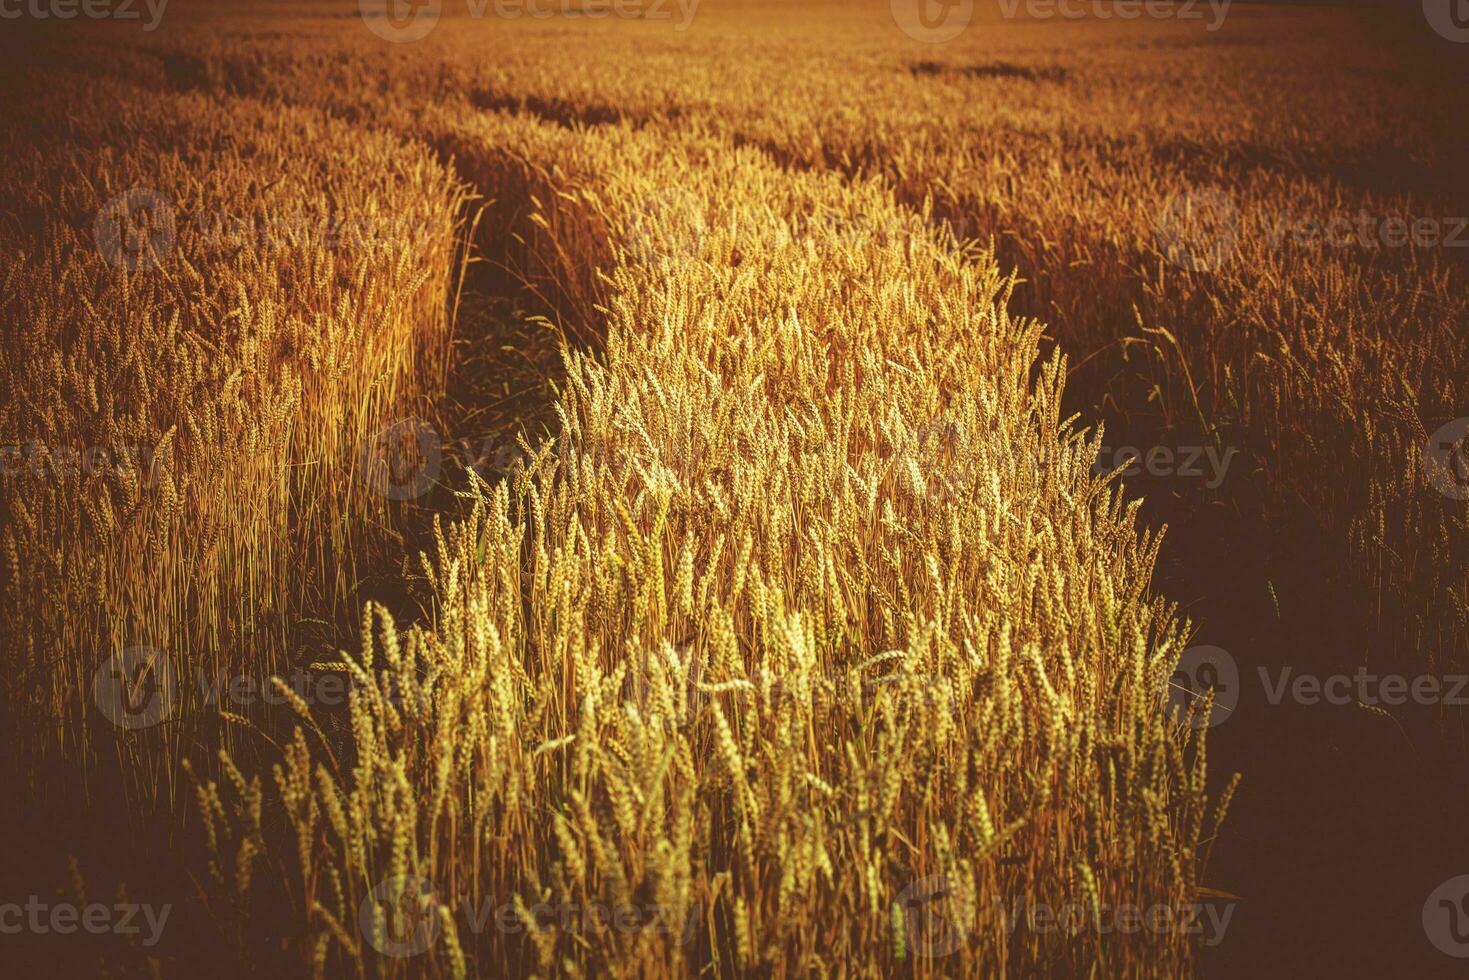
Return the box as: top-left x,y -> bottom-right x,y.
995,207 -> 1469,980
1088,410 -> 1469,980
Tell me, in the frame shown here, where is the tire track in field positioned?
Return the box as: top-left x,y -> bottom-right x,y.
731,127 -> 1469,978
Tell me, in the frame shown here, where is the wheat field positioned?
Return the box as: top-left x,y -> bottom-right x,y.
0,2 -> 1465,977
